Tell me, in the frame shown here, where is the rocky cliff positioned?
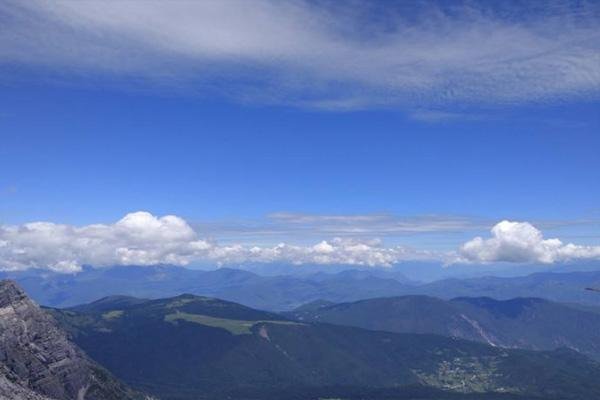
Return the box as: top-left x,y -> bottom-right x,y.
0,280 -> 146,400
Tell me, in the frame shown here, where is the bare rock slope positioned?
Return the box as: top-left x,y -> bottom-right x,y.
0,280 -> 146,400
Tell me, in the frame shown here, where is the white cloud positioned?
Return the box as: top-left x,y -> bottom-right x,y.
0,212 -> 212,272
0,211 -> 435,273
207,237 -> 435,267
459,220 -> 600,264
0,1 -> 598,107
3,214 -> 599,272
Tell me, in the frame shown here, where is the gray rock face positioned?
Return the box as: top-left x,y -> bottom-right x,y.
0,365 -> 53,399
0,280 -> 144,400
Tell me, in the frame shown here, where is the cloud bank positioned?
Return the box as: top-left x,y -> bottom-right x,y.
2,212 -> 600,273
1,0 -> 599,108
0,211 -> 434,272
459,220 -> 600,264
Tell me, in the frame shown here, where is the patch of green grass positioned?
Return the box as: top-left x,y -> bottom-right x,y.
102,310 -> 124,320
166,298 -> 197,308
164,311 -> 302,335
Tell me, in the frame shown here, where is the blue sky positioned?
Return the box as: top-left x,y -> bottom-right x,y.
0,0 -> 599,272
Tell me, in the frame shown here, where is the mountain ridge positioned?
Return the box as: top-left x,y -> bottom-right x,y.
0,280 -> 149,400
47,291 -> 600,400
286,294 -> 600,360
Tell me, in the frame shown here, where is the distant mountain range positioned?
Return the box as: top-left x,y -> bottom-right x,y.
226,260 -> 600,282
285,295 -> 600,360
4,265 -> 600,310
0,265 -> 415,310
49,291 -> 600,400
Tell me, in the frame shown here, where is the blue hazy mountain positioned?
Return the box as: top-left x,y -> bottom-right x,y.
4,265 -> 600,311
1,265 -> 414,310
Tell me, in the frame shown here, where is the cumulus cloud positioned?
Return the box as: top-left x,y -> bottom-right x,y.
459,220 -> 600,264
0,1 -> 599,107
0,211 -> 435,273
0,212 -> 212,272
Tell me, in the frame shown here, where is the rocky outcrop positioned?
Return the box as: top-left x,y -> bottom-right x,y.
0,280 -> 145,400
0,366 -> 53,400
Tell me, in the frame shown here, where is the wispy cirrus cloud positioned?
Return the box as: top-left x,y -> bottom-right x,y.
266,212 -> 487,235
191,212 -> 490,245
1,0 -> 599,109
407,110 -> 483,123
